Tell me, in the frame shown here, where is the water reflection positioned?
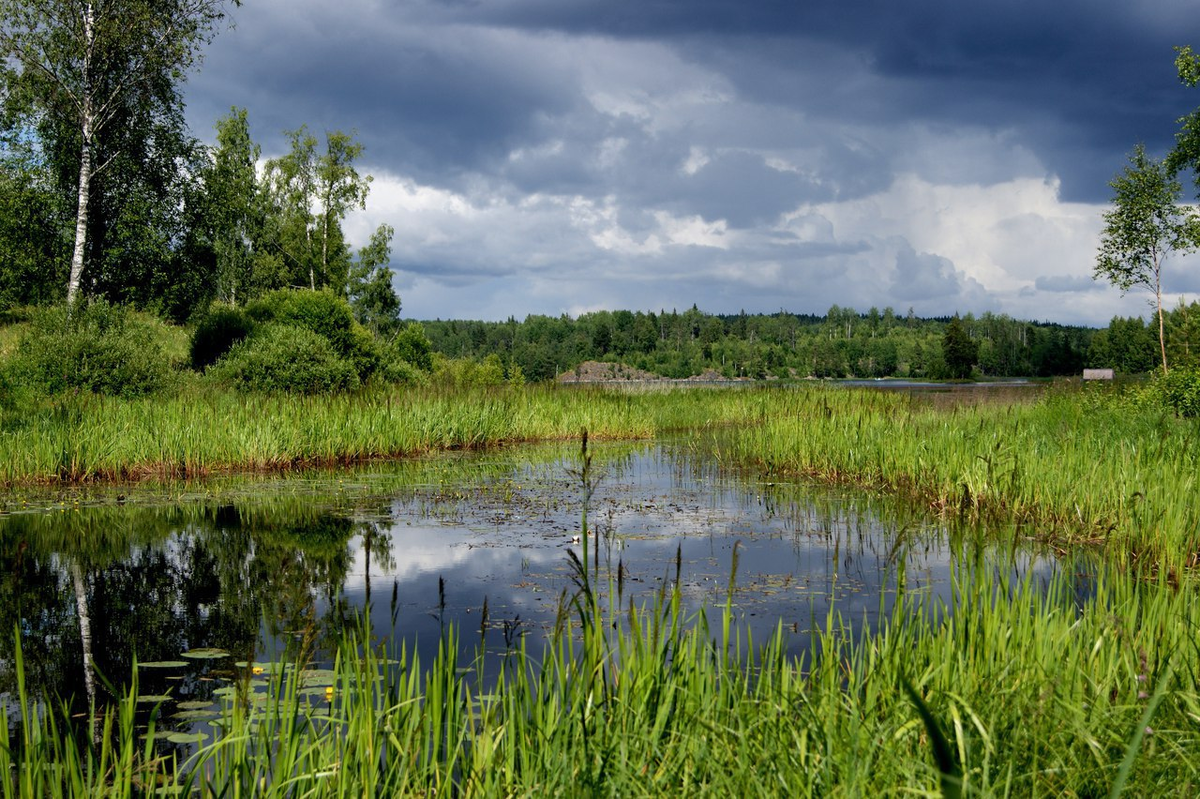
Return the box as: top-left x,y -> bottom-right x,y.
0,442 -> 1070,738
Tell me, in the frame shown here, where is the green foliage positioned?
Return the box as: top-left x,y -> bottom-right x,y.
1095,145 -> 1199,373
431,353 -> 521,388
390,321 -> 433,371
6,301 -> 177,397
1152,366 -> 1200,417
189,304 -> 255,370
941,315 -> 977,379
0,153 -> 67,309
246,288 -> 378,379
422,307 -> 1090,382
347,224 -> 400,331
198,107 -> 262,305
208,322 -> 359,394
1087,316 -> 1159,374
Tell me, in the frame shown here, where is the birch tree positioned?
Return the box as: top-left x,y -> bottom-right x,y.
204,107 -> 260,304
1095,145 -> 1199,374
317,131 -> 370,287
0,0 -> 238,306
261,127 -> 370,292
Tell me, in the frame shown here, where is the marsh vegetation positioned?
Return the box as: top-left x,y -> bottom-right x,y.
1,377 -> 1199,794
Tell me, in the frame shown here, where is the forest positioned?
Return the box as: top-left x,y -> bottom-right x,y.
420,303 -> 1200,382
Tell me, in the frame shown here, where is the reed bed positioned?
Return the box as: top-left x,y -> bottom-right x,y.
0,385 -> 766,486
2,563 -> 1196,796
3,381 -> 1198,567
704,384 -> 1200,572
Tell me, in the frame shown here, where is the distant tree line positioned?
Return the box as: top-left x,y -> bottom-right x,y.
418,302 -> 1200,382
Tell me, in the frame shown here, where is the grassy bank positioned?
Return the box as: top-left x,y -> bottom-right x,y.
3,563 -> 1195,796
3,381 -> 1199,568
0,384 -> 766,486
703,383 -> 1200,572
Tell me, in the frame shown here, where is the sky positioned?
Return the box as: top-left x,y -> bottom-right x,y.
183,0 -> 1200,326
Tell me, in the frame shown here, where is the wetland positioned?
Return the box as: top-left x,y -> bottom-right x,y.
1,383 -> 1197,795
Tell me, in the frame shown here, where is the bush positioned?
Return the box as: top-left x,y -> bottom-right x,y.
430,353 -> 520,389
246,289 -> 378,380
209,323 -> 360,394
190,305 -> 255,371
389,322 -> 434,372
1154,367 -> 1200,418
7,301 -> 176,397
376,356 -> 428,386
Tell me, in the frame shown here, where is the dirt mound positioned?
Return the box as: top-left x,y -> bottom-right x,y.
557,361 -> 663,382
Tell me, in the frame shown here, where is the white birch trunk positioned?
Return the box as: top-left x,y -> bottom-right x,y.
66,130 -> 93,307
70,561 -> 100,745
65,2 -> 97,308
1157,266 -> 1168,374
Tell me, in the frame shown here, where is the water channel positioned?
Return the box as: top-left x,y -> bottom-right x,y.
0,438 -> 1069,748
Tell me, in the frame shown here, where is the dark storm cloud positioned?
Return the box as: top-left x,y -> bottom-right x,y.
182,0 -> 1200,323
444,0 -> 1197,202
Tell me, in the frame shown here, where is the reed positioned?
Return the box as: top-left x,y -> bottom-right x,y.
3,381 -> 1198,568
4,559 -> 1197,795
0,384 -> 764,486
703,384 -> 1200,571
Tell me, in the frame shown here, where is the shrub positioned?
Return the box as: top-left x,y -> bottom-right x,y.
430,353 -> 517,389
190,305 -> 255,371
246,289 -> 378,380
209,323 -> 360,394
7,301 -> 175,397
376,356 -> 428,386
1154,366 -> 1200,418
389,322 -> 434,372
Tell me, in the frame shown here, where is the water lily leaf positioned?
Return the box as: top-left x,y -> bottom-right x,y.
171,709 -> 220,722
299,669 -> 337,687
139,730 -> 175,741
235,660 -> 287,676
175,700 -> 215,711
136,694 -> 173,704
139,660 -> 189,669
181,648 -> 230,660
166,732 -> 208,745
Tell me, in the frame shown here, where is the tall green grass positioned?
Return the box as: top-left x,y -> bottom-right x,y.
0,385 -> 767,485
2,381 -> 1198,567
704,384 -> 1200,571
4,561 -> 1197,795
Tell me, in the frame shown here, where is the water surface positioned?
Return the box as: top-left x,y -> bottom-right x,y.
0,441 -> 1063,745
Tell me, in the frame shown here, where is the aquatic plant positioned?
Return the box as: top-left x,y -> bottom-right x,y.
2,559 -> 1196,795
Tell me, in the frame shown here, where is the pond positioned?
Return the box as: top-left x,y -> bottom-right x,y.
0,439 -> 1069,747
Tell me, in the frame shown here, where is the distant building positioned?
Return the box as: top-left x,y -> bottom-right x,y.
1083,369 -> 1114,381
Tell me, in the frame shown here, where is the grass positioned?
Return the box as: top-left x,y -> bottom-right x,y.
4,383 -> 1200,794
2,380 -> 1199,569
0,384 -> 767,485
3,560 -> 1198,796
703,383 -> 1200,572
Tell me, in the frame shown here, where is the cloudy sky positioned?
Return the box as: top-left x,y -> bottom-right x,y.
184,0 -> 1200,325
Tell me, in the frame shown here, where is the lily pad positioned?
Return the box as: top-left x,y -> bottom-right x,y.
166,732 -> 208,745
299,669 -> 337,687
299,686 -> 334,697
139,730 -> 175,741
136,694 -> 173,704
138,660 -> 189,669
171,709 -> 220,722
181,648 -> 230,660
176,700 -> 215,711
235,660 -> 286,674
